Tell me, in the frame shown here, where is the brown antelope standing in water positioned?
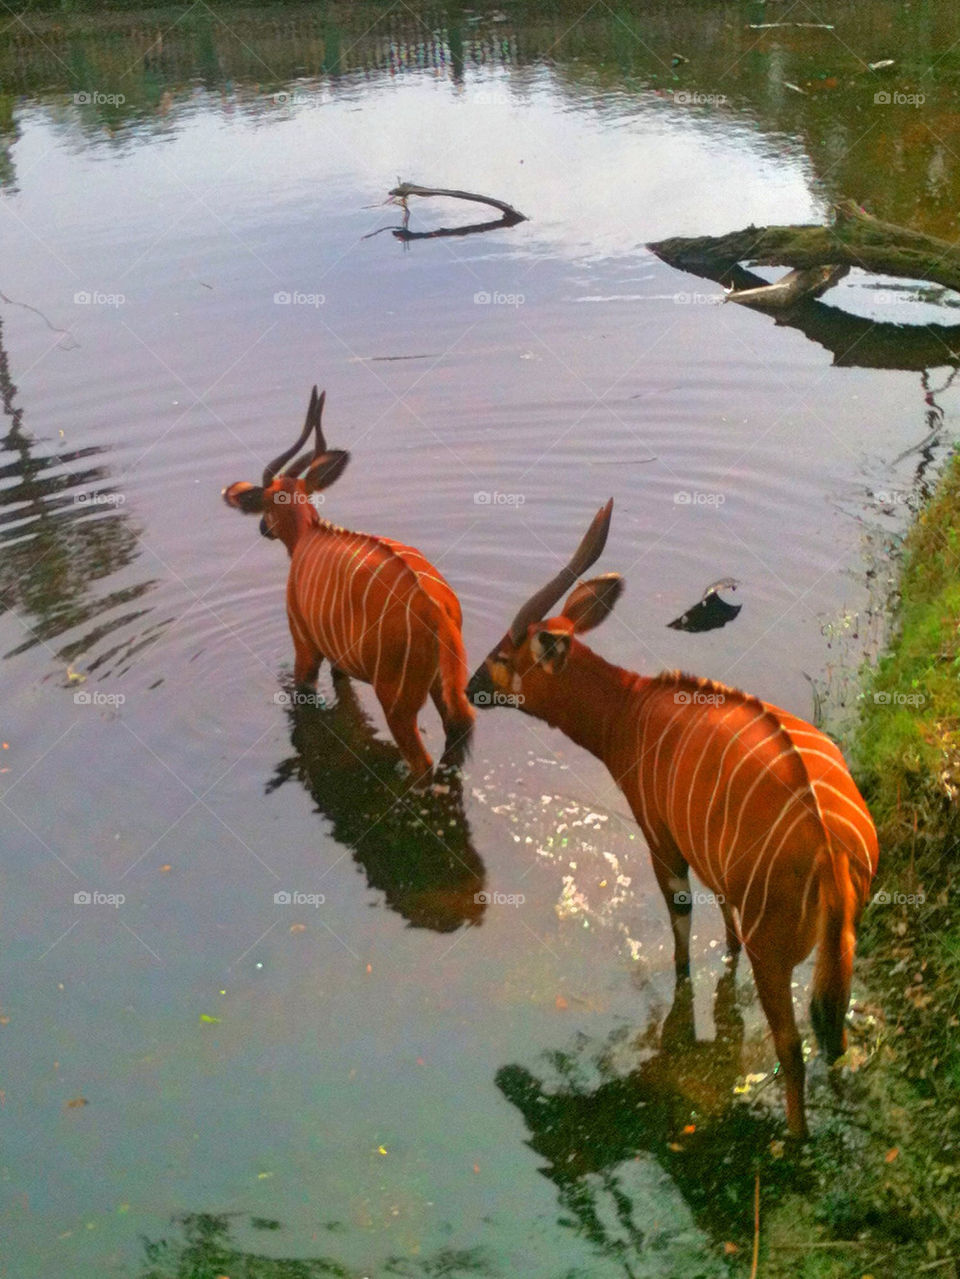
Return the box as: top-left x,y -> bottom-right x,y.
223,386 -> 473,780
467,501 -> 877,1137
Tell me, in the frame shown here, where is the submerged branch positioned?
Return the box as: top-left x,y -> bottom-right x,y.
388,180 -> 527,225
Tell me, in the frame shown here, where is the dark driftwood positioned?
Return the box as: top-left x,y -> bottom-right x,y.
389,181 -> 527,225
649,200 -> 960,298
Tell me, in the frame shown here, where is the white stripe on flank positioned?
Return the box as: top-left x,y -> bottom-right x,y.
739,806 -> 812,945
821,810 -> 876,874
701,709 -> 768,875
630,713 -> 659,849
390,591 -> 416,714
664,709 -> 708,842
685,700 -> 741,855
721,746 -> 801,881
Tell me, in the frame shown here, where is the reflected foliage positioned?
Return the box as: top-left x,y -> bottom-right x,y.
267,676 -> 486,933
0,315 -> 161,671
497,972 -> 810,1266
2,1 -> 960,237
139,1211 -> 497,1279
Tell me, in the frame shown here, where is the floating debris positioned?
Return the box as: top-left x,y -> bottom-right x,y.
668,578 -> 742,632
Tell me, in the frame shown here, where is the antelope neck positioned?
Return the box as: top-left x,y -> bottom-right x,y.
542,644 -> 646,764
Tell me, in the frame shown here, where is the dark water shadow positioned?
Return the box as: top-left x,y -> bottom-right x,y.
496,971 -> 811,1263
266,676 -> 487,933
138,1210 -> 498,1278
0,314 -> 163,673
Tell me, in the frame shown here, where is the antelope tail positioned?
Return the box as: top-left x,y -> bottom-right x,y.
810,834 -> 858,1063
436,616 -> 475,767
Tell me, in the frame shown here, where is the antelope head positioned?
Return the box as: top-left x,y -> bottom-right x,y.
466,499 -> 623,717
222,386 -> 349,552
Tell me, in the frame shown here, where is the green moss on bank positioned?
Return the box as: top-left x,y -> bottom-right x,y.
854,450 -> 960,1092
761,452 -> 960,1277
856,452 -> 960,843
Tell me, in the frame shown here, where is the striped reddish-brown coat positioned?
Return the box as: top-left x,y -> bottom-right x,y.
224,386 -> 473,778
467,500 -> 877,1138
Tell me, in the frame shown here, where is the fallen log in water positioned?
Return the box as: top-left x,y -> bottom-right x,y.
649,200 -> 960,299
725,264 -> 849,310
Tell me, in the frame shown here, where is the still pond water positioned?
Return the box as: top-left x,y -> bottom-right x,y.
2,4 -> 958,1276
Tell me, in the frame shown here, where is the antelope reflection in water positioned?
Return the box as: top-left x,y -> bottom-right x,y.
267,673 -> 486,933
497,971 -> 806,1263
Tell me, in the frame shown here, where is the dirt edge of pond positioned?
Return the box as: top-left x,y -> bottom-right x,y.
759,450 -> 960,1279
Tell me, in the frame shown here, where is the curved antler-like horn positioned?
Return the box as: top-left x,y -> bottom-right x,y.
508,498 -> 614,644
312,388 -> 327,453
262,386 -> 320,485
277,388 -> 329,480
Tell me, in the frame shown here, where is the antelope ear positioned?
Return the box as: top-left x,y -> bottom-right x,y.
530,628 -> 571,674
304,449 -> 349,494
222,481 -> 265,514
562,574 -> 623,633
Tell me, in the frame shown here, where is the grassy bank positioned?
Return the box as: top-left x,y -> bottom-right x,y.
761,451 -> 960,1277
